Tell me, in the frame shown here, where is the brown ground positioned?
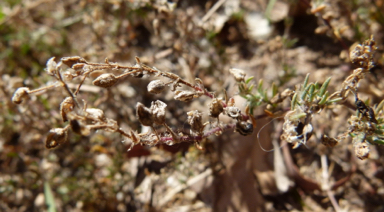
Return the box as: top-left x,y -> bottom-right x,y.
1,0 -> 384,211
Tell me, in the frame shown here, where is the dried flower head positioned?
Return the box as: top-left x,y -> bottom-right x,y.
93,73 -> 118,88
225,106 -> 241,119
46,128 -> 68,149
209,98 -> 224,118
235,120 -> 254,136
136,103 -> 153,126
281,109 -> 313,148
174,90 -> 197,101
60,97 -> 75,122
61,56 -> 84,68
147,80 -> 166,94
229,68 -> 246,82
139,132 -> 159,146
12,87 -> 30,104
70,118 -> 90,136
354,141 -> 370,160
349,37 -> 376,68
151,100 -> 167,125
86,108 -> 107,123
187,110 -> 204,135
321,134 -> 339,147
46,57 -> 57,76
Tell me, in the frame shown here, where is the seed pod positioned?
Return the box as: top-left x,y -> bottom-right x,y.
136,103 -> 153,126
355,141 -> 370,160
187,110 -> 204,135
12,87 -> 30,104
60,97 -> 75,122
45,128 -> 68,149
225,106 -> 241,119
235,121 -> 253,136
321,134 -> 338,147
174,90 -> 196,102
93,73 -> 118,88
209,98 -> 224,118
147,80 -> 166,94
70,119 -> 90,136
151,100 -> 167,125
229,68 -> 246,82
140,133 -> 159,146
61,56 -> 83,68
86,108 -> 106,122
46,57 -> 57,75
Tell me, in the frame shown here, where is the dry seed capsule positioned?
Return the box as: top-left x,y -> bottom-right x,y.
355,141 -> 370,160
61,56 -> 83,68
136,103 -> 153,126
174,90 -> 196,102
147,80 -> 166,94
229,68 -> 246,82
12,87 -> 30,104
225,106 -> 241,119
46,57 -> 57,75
151,100 -> 167,125
187,110 -> 204,135
321,134 -> 338,147
70,119 -> 90,136
209,98 -> 224,118
45,128 -> 68,149
60,97 -> 74,122
86,108 -> 106,123
235,121 -> 253,136
93,73 -> 118,88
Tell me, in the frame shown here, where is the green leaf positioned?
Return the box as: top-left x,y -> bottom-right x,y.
301,83 -> 312,101
265,0 -> 277,21
318,77 -> 331,97
327,97 -> 343,104
372,137 -> 384,145
288,112 -> 307,121
0,7 -> 5,21
44,181 -> 57,212
318,91 -> 329,105
245,76 -> 254,84
272,82 -> 278,97
375,99 -> 384,115
263,89 -> 269,102
308,84 -> 315,102
248,84 -> 254,93
257,79 -> 263,93
303,74 -> 310,89
291,93 -> 298,110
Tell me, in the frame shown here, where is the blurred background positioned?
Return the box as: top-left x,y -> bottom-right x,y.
1,0 -> 384,211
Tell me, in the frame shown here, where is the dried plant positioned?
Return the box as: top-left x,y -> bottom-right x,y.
11,35 -> 383,160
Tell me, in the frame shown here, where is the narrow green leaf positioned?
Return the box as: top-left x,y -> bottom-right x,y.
263,89 -> 269,102
375,99 -> 384,115
265,0 -> 277,21
245,76 -> 254,84
272,82 -> 278,97
44,181 -> 57,212
248,84 -> 254,93
318,91 -> 329,105
303,73 -> 310,89
372,138 -> 384,145
327,97 -> 343,104
291,93 -> 298,110
318,77 -> 331,97
308,84 -> 315,102
301,83 -> 312,101
257,79 -> 263,93
288,112 -> 307,121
